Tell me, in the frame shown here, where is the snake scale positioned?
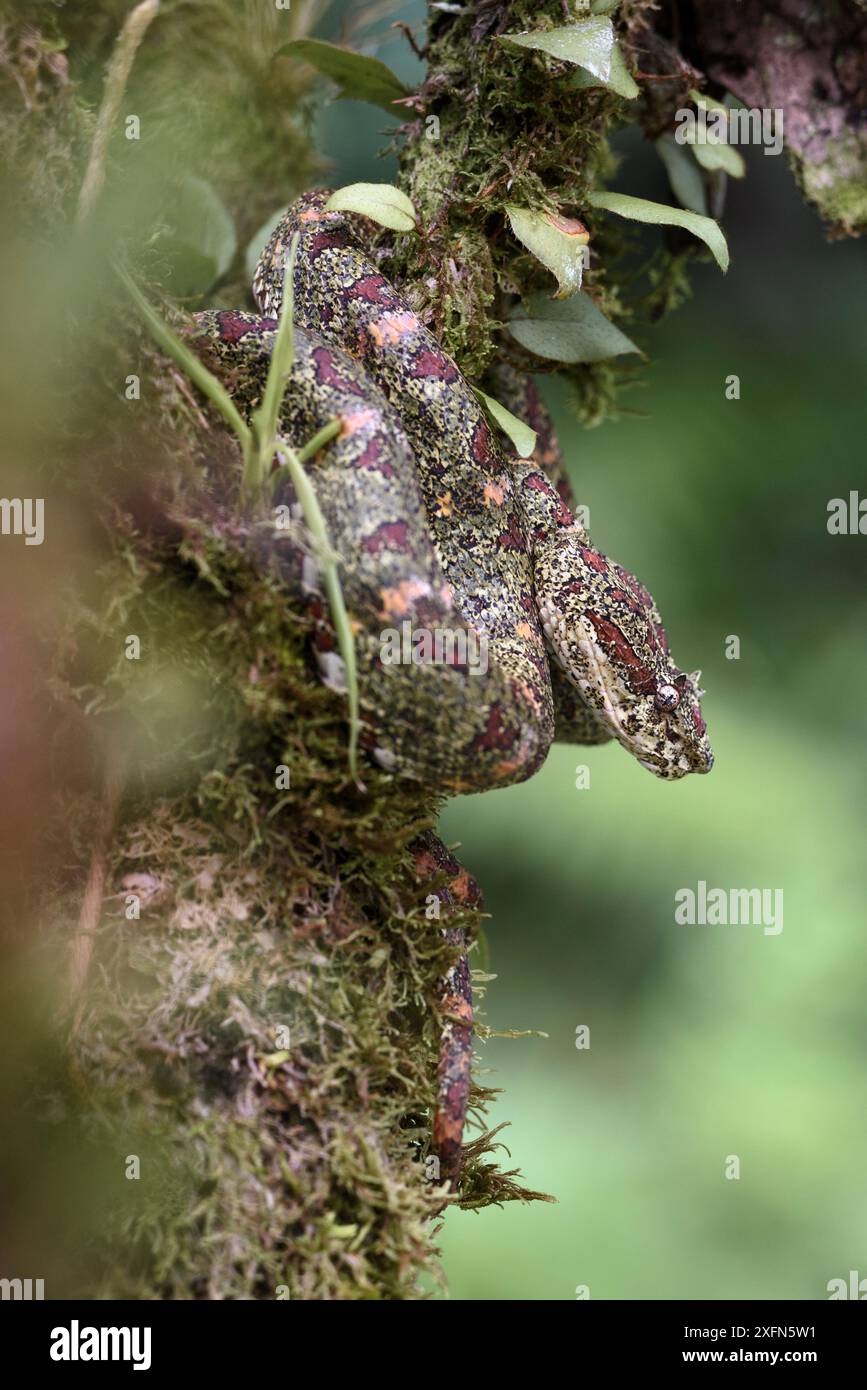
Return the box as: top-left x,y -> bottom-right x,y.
189,190 -> 713,1186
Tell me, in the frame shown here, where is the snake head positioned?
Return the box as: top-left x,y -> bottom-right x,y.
536,531 -> 714,780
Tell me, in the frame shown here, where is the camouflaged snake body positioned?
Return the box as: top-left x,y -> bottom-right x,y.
191,190 -> 713,1184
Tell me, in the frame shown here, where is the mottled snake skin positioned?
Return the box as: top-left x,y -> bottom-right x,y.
189,190 -> 713,1185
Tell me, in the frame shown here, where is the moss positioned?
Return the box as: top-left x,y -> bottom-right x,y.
0,18 -> 93,229
42,493 -> 549,1299
0,5 -> 550,1303
389,0 -> 662,415
801,160 -> 867,239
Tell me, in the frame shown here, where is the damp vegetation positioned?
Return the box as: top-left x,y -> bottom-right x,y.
1,0 -> 863,1299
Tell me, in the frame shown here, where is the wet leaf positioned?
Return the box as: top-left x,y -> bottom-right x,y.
508,291 -> 639,363
571,40 -> 639,99
587,189 -> 729,270
505,205 -> 589,298
473,387 -> 537,457
500,19 -> 613,83
325,183 -> 416,232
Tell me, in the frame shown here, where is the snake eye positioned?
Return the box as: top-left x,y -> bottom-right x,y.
654,682 -> 680,712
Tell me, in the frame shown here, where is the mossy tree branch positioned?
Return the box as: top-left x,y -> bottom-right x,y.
6,0 -> 862,1303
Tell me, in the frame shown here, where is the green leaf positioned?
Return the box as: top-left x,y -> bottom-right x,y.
690,139 -> 745,178
245,207 -> 286,284
160,176 -> 236,298
325,183 -> 417,232
473,387 -> 537,458
500,19 -> 614,82
507,291 -> 639,364
570,40 -> 639,98
587,189 -> 729,271
655,135 -> 708,215
277,38 -> 408,115
243,245 -> 361,780
683,89 -> 746,178
505,205 -> 589,299
250,234 -> 299,495
688,87 -> 728,114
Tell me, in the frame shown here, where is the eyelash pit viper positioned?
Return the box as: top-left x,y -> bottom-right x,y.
189,189 -> 713,1188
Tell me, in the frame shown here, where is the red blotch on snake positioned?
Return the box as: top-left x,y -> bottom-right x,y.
586,611 -> 656,695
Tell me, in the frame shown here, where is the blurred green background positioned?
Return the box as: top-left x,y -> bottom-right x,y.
322,3 -> 867,1302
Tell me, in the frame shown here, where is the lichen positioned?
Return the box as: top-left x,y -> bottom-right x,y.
3,7 -> 547,1305
42,492 -> 550,1299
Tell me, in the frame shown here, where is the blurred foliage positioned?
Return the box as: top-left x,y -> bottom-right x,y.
435,145 -> 867,1298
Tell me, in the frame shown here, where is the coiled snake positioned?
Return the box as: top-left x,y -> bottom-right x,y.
190,190 -> 713,1186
